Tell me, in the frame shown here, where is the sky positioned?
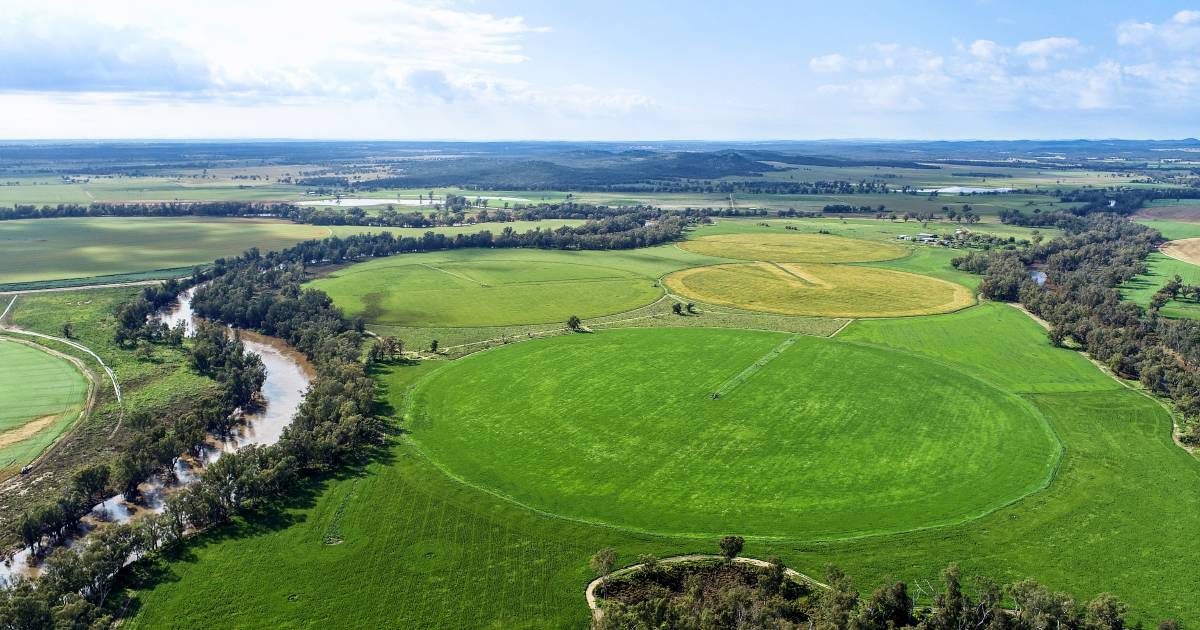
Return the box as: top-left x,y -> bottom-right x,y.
0,0 -> 1198,140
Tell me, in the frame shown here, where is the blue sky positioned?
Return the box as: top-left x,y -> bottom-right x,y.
1,0 -> 1197,139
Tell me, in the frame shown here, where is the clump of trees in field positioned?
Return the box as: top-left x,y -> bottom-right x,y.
595,559 -> 1166,630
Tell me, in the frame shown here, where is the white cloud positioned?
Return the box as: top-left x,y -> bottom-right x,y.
969,39 -> 1003,60
1015,37 -> 1080,70
809,53 -> 847,74
1117,10 -> 1200,50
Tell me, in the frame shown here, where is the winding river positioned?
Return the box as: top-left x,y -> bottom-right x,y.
0,287 -> 312,580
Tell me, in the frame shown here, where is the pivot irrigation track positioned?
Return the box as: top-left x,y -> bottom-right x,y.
709,334 -> 798,399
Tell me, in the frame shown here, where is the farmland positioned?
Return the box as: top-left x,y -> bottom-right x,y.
664,262 -> 973,317
0,217 -> 583,289
0,339 -> 89,476
2,140 -> 1199,629
407,328 -> 1059,540
122,302 -> 1200,627
0,218 -> 331,286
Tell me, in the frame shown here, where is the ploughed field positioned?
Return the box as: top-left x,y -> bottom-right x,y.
406,328 -> 1060,539
0,338 -> 89,475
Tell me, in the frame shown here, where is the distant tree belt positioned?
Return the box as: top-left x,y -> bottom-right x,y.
998,188 -> 1200,229
0,200 -> 681,226
955,212 -> 1200,445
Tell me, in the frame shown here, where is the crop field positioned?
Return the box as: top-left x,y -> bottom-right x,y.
677,232 -> 908,262
0,339 -> 89,475
0,217 -> 584,288
407,328 -> 1059,540
665,262 -> 974,317
124,300 -> 1200,627
308,245 -> 728,328
0,217 -> 331,285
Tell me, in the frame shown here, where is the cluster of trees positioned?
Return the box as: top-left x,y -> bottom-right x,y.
597,559 -> 1164,630
1147,273 -> 1200,310
959,213 -> 1200,443
112,277 -> 195,347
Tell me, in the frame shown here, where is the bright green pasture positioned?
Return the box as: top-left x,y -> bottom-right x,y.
0,218 -> 331,284
125,304 -> 1200,626
310,246 -> 727,328
1121,252 -> 1200,319
1135,219 -> 1200,241
0,339 -> 89,473
839,303 -> 1120,394
407,328 -> 1059,540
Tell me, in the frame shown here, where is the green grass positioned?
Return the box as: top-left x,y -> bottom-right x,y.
122,361 -> 671,630
1135,219 -> 1200,241
1121,252 -> 1200,319
407,328 -> 1059,540
309,246 -> 728,328
123,300 -> 1200,626
0,339 -> 89,474
0,217 -> 588,286
0,217 -> 332,284
838,303 -> 1121,393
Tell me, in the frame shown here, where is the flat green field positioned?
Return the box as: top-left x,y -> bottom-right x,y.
407,328 -> 1059,540
0,217 -> 585,287
124,301 -> 1200,627
309,246 -> 727,328
0,339 -> 89,474
0,217 -> 332,284
665,262 -> 975,318
1135,218 -> 1200,241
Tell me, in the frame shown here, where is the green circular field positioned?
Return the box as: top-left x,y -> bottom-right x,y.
665,262 -> 975,318
311,257 -> 662,327
0,339 -> 89,473
679,232 -> 908,263
407,328 -> 1060,540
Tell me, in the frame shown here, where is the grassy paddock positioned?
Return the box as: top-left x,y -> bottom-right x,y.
310,245 -> 730,328
125,305 -> 1200,626
0,217 -> 331,284
0,339 -> 89,475
406,328 -> 1059,540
